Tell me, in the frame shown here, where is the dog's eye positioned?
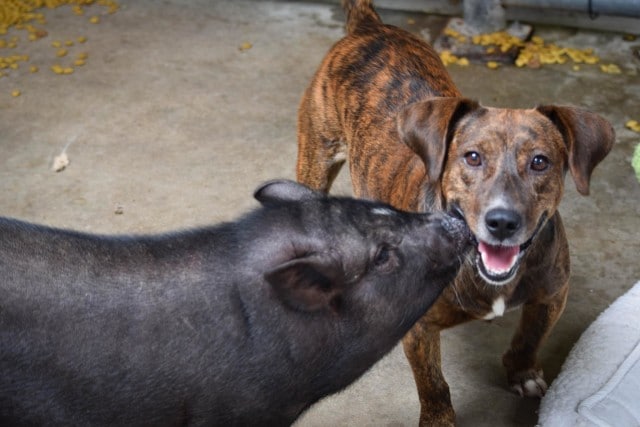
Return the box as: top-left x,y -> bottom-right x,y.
464,151 -> 482,167
530,155 -> 550,172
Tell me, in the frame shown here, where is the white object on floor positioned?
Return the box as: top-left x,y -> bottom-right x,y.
579,341 -> 640,426
538,281 -> 640,427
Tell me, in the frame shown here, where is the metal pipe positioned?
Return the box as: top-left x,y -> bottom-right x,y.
504,0 -> 640,18
371,0 -> 640,33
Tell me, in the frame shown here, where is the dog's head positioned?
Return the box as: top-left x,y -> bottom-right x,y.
398,97 -> 615,285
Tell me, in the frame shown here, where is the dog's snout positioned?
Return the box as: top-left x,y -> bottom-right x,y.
485,208 -> 522,241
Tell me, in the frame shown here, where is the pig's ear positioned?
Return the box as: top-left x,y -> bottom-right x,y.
397,97 -> 479,183
536,105 -> 615,196
264,254 -> 344,312
254,179 -> 321,205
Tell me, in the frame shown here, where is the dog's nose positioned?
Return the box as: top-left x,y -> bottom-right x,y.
485,208 -> 522,241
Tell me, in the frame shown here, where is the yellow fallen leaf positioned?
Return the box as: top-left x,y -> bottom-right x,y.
626,120 -> 640,132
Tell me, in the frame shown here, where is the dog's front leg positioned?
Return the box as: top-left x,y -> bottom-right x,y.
403,320 -> 456,427
502,284 -> 569,398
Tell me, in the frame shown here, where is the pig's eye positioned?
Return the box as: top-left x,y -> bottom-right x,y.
373,244 -> 398,272
374,245 -> 390,266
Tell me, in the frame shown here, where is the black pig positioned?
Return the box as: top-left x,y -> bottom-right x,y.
0,180 -> 470,426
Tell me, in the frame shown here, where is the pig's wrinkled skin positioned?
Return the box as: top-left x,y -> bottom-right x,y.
0,180 -> 470,426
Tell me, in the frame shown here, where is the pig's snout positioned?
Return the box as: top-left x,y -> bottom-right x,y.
441,214 -> 474,253
420,213 -> 473,267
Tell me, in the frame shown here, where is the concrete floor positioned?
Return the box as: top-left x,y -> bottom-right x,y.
1,1 -> 639,425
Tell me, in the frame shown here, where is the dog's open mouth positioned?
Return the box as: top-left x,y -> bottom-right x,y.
476,242 -> 523,285
449,204 -> 548,286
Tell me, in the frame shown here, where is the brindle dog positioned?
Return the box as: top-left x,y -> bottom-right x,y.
296,0 -> 615,425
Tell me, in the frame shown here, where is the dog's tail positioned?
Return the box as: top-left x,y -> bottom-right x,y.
342,0 -> 382,35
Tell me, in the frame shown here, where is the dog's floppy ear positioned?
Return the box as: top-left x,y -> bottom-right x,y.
254,179 -> 321,205
536,105 -> 615,196
397,97 -> 479,183
265,253 -> 344,312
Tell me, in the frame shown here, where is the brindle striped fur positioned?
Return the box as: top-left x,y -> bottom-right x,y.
296,1 -> 615,425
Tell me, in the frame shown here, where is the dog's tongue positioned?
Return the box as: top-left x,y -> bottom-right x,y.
478,241 -> 519,273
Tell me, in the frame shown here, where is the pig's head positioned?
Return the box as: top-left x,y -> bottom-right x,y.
253,180 -> 471,359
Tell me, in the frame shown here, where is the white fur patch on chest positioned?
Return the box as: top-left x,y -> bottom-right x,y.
483,296 -> 506,320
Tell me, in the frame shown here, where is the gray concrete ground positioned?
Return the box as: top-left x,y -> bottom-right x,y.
1,1 -> 639,426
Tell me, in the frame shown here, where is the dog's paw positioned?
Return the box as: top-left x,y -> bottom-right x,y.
509,369 -> 547,398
